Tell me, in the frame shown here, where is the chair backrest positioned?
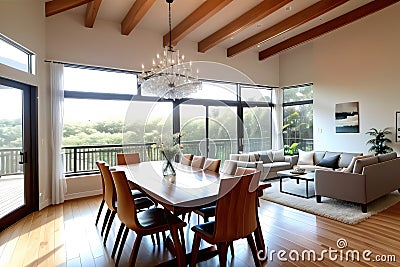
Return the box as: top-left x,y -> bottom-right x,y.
181,154 -> 194,166
117,153 -> 141,165
96,161 -> 106,199
191,156 -> 206,169
234,167 -> 257,176
97,161 -> 117,211
213,171 -> 261,242
112,170 -> 141,230
203,158 -> 221,173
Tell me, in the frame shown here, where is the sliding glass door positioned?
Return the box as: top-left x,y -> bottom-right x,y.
0,77 -> 37,231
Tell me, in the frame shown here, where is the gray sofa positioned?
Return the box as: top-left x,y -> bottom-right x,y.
315,152 -> 399,212
296,150 -> 363,172
221,149 -> 298,181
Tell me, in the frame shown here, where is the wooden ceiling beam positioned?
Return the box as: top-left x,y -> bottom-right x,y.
198,0 -> 292,53
121,0 -> 157,36
259,0 -> 400,60
227,0 -> 349,57
163,0 -> 233,47
85,0 -> 102,28
45,0 -> 94,17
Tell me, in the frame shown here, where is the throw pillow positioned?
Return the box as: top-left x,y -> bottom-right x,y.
271,149 -> 285,162
220,160 -> 237,175
258,150 -> 273,163
317,154 -> 340,169
297,149 -> 314,165
343,155 -> 373,173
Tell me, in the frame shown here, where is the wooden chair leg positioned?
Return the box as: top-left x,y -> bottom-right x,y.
229,241 -> 234,257
247,234 -> 262,267
170,227 -> 186,267
162,231 -> 167,242
217,242 -> 228,267
179,227 -> 186,254
156,232 -> 161,246
95,199 -> 105,226
150,234 -> 156,246
190,234 -> 201,267
112,223 -> 125,259
103,211 -> 116,246
101,209 -> 111,236
128,234 -> 143,267
116,227 -> 129,266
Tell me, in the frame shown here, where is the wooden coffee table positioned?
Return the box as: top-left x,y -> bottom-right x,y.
277,170 -> 315,199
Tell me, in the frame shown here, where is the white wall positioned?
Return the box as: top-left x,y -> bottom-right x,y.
0,0 -> 52,209
279,3 -> 400,155
45,12 -> 279,86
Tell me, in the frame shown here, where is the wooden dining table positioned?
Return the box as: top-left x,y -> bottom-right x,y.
114,161 -> 270,266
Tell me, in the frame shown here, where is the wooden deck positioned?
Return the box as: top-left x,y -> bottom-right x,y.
0,175 -> 24,219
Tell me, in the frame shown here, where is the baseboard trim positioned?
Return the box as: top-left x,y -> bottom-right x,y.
39,198 -> 51,210
64,189 -> 102,201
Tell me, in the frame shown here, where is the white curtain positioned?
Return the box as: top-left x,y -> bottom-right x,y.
272,87 -> 283,150
50,62 -> 67,204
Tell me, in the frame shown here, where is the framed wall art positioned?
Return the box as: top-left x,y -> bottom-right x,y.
335,102 -> 359,133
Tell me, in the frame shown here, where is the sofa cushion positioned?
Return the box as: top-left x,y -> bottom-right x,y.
237,161 -> 257,168
271,149 -> 285,162
220,160 -> 237,175
297,164 -> 332,172
313,151 -> 326,165
262,162 -> 290,173
238,154 -> 249,162
230,154 -> 241,161
252,153 -> 260,161
258,150 -> 273,163
298,149 -> 314,165
343,155 -> 373,173
317,154 -> 340,169
378,152 -> 397,163
338,152 -> 362,168
324,151 -> 341,159
353,156 -> 379,174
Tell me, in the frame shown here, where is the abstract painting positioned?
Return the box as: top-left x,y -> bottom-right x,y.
335,102 -> 359,133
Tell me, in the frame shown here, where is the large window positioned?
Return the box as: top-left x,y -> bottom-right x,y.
62,64 -> 274,174
0,34 -> 36,74
283,83 -> 313,153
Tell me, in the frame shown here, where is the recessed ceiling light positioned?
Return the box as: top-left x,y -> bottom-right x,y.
285,6 -> 292,11
256,24 -> 262,28
230,37 -> 234,40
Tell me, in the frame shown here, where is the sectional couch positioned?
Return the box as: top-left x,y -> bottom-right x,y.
315,151 -> 400,212
221,149 -> 298,181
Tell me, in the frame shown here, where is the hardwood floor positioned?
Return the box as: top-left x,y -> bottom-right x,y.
0,195 -> 399,266
0,176 -> 24,219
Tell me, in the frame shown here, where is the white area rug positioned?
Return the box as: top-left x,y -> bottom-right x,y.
261,179 -> 400,224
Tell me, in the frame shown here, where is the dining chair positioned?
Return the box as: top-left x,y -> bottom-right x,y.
116,152 -> 140,165
181,153 -> 194,166
112,170 -> 187,266
96,161 -> 154,249
191,155 -> 205,169
192,158 -> 222,221
190,170 -> 262,267
203,158 -> 221,172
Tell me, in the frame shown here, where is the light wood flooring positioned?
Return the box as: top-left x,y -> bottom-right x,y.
0,176 -> 24,219
0,194 -> 399,267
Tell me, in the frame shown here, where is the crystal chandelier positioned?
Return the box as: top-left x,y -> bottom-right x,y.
138,0 -> 202,100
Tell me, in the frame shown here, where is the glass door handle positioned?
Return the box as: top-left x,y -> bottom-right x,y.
19,151 -> 27,164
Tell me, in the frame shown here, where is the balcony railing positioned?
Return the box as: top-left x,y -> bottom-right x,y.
0,138 -> 273,176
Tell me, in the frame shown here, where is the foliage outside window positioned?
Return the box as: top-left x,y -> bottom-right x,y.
63,65 -> 274,174
283,84 -> 313,154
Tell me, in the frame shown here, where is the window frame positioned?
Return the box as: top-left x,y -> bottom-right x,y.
0,33 -> 36,74
62,63 -> 275,175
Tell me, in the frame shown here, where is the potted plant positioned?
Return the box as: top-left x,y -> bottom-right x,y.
366,127 -> 393,155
